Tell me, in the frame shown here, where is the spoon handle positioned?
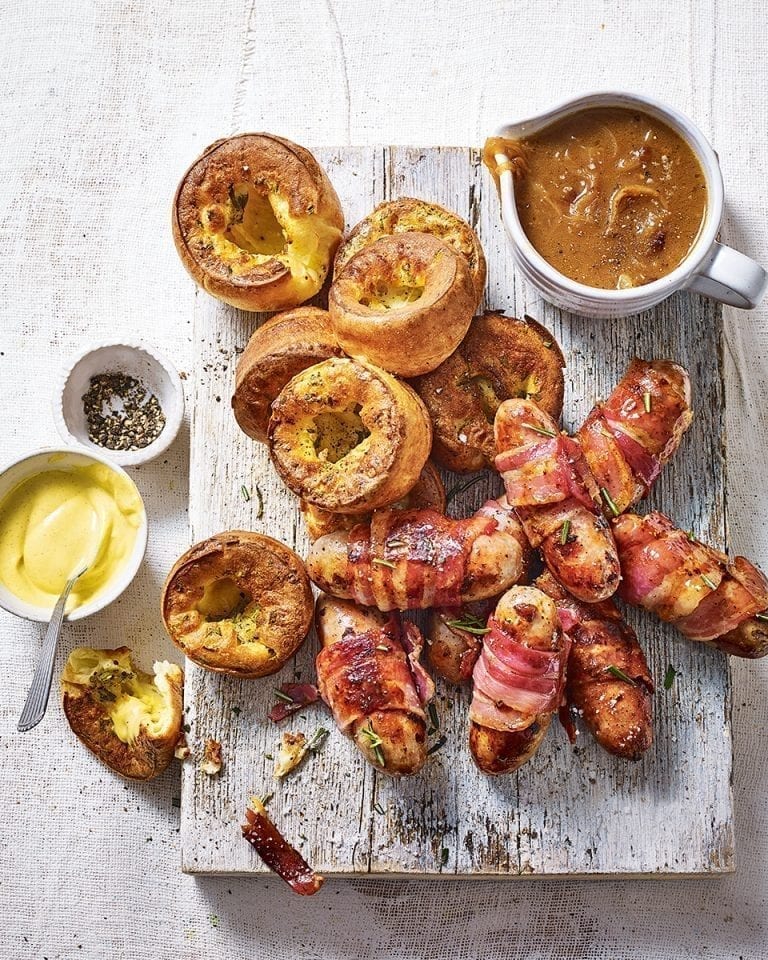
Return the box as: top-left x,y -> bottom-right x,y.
17,572 -> 82,732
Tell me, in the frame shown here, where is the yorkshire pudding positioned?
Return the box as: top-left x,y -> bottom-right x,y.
161,531 -> 313,678
232,306 -> 343,442
328,233 -> 476,377
300,459 -> 445,540
413,312 -> 565,472
61,646 -> 183,781
334,198 -> 486,302
268,357 -> 432,514
172,134 -> 344,312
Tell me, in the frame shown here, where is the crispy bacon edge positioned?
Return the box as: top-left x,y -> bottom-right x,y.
242,804 -> 324,896
268,683 -> 320,723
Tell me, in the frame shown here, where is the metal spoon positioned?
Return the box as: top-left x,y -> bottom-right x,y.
17,567 -> 87,732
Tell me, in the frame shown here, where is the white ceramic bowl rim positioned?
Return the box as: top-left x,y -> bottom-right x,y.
0,446 -> 148,623
54,339 -> 185,468
493,89 -> 724,301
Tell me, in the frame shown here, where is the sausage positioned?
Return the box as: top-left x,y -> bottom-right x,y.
315,596 -> 434,775
469,585 -> 568,774
494,398 -> 621,602
613,512 -> 768,659
306,499 -> 528,611
577,359 -> 692,516
535,570 -> 654,760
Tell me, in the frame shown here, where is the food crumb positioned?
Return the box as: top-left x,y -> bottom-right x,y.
201,738 -> 223,775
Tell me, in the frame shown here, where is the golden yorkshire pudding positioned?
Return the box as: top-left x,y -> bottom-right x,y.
268,357 -> 432,514
413,312 -> 565,472
300,459 -> 445,541
232,307 -> 344,443
61,647 -> 183,781
161,531 -> 313,678
334,198 -> 486,301
328,233 -> 476,377
172,134 -> 344,312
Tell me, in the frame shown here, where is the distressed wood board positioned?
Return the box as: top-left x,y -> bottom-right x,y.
181,146 -> 733,877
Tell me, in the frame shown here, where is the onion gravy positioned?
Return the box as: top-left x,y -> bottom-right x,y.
485,107 -> 707,289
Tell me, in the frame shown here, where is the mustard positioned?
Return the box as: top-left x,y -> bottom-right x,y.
0,462 -> 144,613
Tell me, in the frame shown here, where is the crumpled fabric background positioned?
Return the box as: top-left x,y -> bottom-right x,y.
1,2 -> 766,958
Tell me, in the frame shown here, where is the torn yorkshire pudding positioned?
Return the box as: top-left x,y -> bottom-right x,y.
334,198 -> 486,302
300,459 -> 445,541
232,307 -> 343,443
268,357 -> 432,514
172,134 -> 344,312
161,531 -> 313,677
413,313 -> 565,472
328,233 -> 476,377
61,647 -> 183,781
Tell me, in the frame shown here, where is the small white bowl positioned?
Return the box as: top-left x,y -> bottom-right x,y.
0,448 -> 148,622
55,341 -> 184,467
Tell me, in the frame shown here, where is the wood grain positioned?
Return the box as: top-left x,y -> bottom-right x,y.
181,146 -> 733,877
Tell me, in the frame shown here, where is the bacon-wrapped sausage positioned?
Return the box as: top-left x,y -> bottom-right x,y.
469,585 -> 569,775
315,596 -> 435,775
614,512 -> 768,658
494,398 -> 620,602
534,570 -> 654,760
578,359 -> 692,516
306,499 -> 527,611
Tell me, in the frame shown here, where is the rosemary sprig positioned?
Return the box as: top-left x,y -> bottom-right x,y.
444,612 -> 490,636
701,574 -> 717,591
601,487 -> 620,517
560,519 -> 571,544
361,722 -> 385,767
307,727 -> 329,752
445,474 -> 485,507
273,689 -> 294,704
372,557 -> 396,569
604,665 -> 636,685
643,391 -> 652,414
663,665 -> 678,690
522,422 -> 557,438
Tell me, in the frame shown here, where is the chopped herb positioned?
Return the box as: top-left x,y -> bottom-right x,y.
273,689 -> 295,704
386,538 -> 408,549
663,665 -> 678,690
445,612 -> 490,635
756,612 -> 768,622
427,702 -> 440,735
240,485 -> 250,502
372,557 -> 396,569
522,422 -> 557,438
264,753 -> 274,761
643,391 -> 652,413
427,735 -> 447,755
440,847 -> 449,866
601,487 -> 620,517
543,340 -> 553,348
308,727 -> 329,752
232,705 -> 241,716
360,722 -> 385,767
687,529 -> 697,542
560,519 -> 571,545
701,574 -> 717,591
375,644 -> 389,652
445,474 -> 486,507
373,802 -> 385,815
253,483 -> 264,520
208,914 -> 220,928
183,723 -> 191,733
604,665 -> 636,685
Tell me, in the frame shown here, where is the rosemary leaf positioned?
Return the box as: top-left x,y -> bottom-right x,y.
445,614 -> 490,636
604,664 -> 636,685
240,484 -> 250,502
372,557 -> 396,569
560,519 -> 571,545
254,483 -> 264,520
663,664 -> 678,690
373,802 -> 385,815
445,474 -> 485,507
643,391 -> 652,414
756,612 -> 768,622
273,689 -> 295,704
522,422 -> 557,438
701,574 -> 717,591
601,487 -> 620,517
427,735 -> 447,756
308,727 -> 329,752
427,702 -> 440,733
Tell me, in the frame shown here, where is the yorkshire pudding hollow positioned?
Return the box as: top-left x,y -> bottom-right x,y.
268,357 -> 432,514
61,646 -> 184,781
172,134 -> 344,312
413,312 -> 565,472
161,531 -> 313,678
232,307 -> 343,443
300,459 -> 445,540
328,233 -> 476,377
334,198 -> 486,302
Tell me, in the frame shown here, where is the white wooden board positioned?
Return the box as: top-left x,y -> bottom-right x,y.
181,146 -> 733,877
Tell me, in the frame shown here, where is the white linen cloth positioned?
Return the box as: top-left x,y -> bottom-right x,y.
1,1 -> 766,957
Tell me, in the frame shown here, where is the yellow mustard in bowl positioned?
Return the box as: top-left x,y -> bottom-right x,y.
0,462 -> 144,613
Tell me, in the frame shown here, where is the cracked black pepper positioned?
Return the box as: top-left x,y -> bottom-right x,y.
82,372 -> 165,451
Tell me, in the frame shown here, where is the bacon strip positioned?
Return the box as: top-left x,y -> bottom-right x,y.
496,434 -> 598,511
242,806 -> 324,895
268,683 -> 320,723
345,507 -> 497,610
316,616 -> 428,734
469,617 -> 568,732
